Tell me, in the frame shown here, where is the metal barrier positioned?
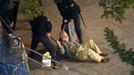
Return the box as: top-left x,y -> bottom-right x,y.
0,43 -> 30,75
26,48 -> 88,75
0,17 -> 30,75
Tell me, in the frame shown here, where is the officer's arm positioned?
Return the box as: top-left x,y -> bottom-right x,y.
45,18 -> 52,33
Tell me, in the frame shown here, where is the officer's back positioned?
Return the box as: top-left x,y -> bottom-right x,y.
30,15 -> 52,38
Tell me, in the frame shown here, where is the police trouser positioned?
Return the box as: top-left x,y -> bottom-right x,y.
61,14 -> 82,43
30,35 -> 57,61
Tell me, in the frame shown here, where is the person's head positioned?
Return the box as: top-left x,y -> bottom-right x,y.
60,31 -> 69,42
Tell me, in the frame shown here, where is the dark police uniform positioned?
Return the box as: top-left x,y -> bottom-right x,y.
54,0 -> 83,43
29,15 -> 57,61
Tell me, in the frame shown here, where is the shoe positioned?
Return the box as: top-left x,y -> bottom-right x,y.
99,53 -> 108,57
101,58 -> 110,63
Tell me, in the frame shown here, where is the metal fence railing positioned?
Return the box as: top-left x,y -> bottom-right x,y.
0,17 -> 30,75
0,43 -> 30,75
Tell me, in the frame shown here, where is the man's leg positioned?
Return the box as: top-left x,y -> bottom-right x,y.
73,14 -> 83,43
40,35 -> 57,61
75,48 -> 104,62
61,18 -> 70,35
82,39 -> 102,54
88,39 -> 102,54
29,36 -> 39,58
40,35 -> 59,68
87,49 -> 104,63
84,39 -> 108,56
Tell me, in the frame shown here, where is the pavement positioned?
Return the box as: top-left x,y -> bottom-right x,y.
15,0 -> 134,75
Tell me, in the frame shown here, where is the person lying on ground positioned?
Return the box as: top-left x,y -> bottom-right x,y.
56,31 -> 110,63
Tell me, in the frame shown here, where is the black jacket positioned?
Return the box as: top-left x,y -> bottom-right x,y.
30,16 -> 52,38
57,0 -> 81,19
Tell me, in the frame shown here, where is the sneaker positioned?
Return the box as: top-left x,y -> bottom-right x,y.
99,53 -> 108,57
101,58 -> 110,63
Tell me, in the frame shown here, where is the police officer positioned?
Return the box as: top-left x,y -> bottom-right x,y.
54,0 -> 83,43
29,11 -> 58,67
